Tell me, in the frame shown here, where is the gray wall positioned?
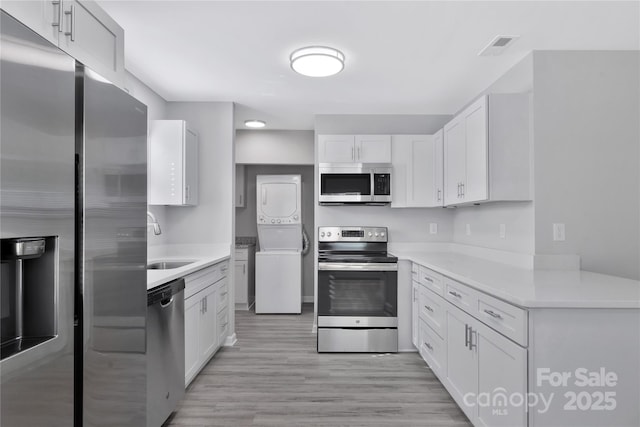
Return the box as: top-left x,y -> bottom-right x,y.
164,102 -> 235,246
236,165 -> 315,301
236,130 -> 314,165
532,51 -> 640,279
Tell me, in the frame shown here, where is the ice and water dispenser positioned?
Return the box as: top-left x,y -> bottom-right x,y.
1,237 -> 57,360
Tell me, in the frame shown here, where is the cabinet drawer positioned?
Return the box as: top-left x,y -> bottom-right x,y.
419,266 -> 444,296
477,294 -> 528,346
217,308 -> 229,342
419,318 -> 446,378
444,278 -> 478,314
235,249 -> 248,261
219,261 -> 230,278
184,264 -> 221,299
419,286 -> 445,339
217,279 -> 229,313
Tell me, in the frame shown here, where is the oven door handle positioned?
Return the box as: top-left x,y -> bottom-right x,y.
318,262 -> 398,272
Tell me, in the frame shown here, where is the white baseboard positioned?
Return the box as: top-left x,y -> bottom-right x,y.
224,333 -> 237,347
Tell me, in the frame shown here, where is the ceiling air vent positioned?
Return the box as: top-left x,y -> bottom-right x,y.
478,35 -> 520,56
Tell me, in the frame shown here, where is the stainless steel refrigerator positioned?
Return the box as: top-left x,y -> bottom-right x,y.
0,10 -> 148,426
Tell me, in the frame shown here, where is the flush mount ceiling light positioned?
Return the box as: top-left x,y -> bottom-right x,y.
290,46 -> 345,77
244,119 -> 266,128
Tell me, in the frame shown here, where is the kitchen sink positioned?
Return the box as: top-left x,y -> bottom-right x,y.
147,260 -> 195,270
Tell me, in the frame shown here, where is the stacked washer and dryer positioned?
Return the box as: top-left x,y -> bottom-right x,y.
255,175 -> 303,314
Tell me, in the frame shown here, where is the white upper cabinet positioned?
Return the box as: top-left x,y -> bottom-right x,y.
433,129 -> 444,206
149,120 -> 199,206
317,134 -> 391,163
444,94 -> 531,206
355,135 -> 391,163
235,164 -> 245,207
391,134 -> 441,208
1,0 -> 125,88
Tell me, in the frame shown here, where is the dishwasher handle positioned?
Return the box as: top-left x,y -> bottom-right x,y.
147,278 -> 185,306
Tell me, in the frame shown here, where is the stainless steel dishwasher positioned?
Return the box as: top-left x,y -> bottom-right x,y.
147,278 -> 185,427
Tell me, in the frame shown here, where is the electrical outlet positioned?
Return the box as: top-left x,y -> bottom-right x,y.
499,224 -> 506,239
465,223 -> 471,236
429,223 -> 438,234
553,223 -> 566,241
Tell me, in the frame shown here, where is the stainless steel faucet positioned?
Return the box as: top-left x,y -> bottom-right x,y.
147,211 -> 162,235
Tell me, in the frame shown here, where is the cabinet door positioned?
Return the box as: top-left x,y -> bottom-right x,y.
463,96 -> 489,203
445,306 -> 477,421
235,164 -> 245,207
433,129 -> 444,206
390,136 -> 410,207
476,323 -> 527,427
199,285 -> 218,362
317,135 -> 355,163
183,125 -> 198,205
444,117 -> 465,205
409,135 -> 436,207
184,295 -> 202,385
58,1 -> 125,88
1,0 -> 60,45
234,260 -> 248,304
149,120 -> 184,205
412,281 -> 420,348
356,135 -> 391,163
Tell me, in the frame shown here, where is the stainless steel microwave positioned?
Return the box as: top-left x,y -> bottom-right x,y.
318,164 -> 392,204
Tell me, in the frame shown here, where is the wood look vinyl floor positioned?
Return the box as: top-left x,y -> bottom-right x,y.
166,304 -> 472,427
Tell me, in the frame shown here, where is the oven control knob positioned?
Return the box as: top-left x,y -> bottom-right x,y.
277,219 -> 281,223
271,219 -> 275,224
368,232 -> 373,237
327,232 -> 332,237
321,232 -> 325,238
374,232 -> 379,237
381,232 -> 385,237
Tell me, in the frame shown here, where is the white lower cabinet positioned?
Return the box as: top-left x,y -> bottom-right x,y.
412,280 -> 420,348
413,264 -> 528,427
183,261 -> 230,386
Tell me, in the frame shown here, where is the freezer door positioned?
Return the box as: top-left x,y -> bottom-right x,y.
80,67 -> 148,427
0,11 -> 76,427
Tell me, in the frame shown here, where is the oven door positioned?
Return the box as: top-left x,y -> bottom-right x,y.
317,262 -> 397,327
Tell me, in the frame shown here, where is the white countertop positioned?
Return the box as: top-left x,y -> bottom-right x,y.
147,244 -> 231,291
392,249 -> 640,309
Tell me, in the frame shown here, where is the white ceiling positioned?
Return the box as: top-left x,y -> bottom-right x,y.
98,1 -> 639,130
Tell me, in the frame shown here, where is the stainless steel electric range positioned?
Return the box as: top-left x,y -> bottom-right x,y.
317,226 -> 398,353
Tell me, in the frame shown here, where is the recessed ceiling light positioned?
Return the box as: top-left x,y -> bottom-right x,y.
290,46 -> 345,77
244,120 -> 266,128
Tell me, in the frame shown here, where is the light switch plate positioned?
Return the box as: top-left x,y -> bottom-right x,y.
465,223 -> 471,236
429,223 -> 438,234
553,223 -> 566,241
499,224 -> 506,239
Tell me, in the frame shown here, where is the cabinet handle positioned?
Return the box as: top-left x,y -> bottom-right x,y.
357,146 -> 361,160
469,328 -> 477,351
239,194 -> 243,205
243,264 -> 246,274
424,305 -> 433,313
448,290 -> 461,298
351,146 -> 355,161
204,296 -> 208,313
413,288 -> 417,302
461,183 -> 465,197
52,1 -> 62,31
464,324 -> 470,348
221,291 -> 228,296
424,342 -> 433,351
201,299 -> 204,315
484,309 -> 503,320
423,276 -> 433,283
437,189 -> 442,201
457,183 -> 461,198
64,4 -> 75,41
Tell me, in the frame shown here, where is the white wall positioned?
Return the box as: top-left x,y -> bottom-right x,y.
236,165 -> 315,300
123,71 -> 168,247
164,102 -> 235,246
450,53 -> 536,254
532,51 -> 640,279
236,130 -> 314,164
